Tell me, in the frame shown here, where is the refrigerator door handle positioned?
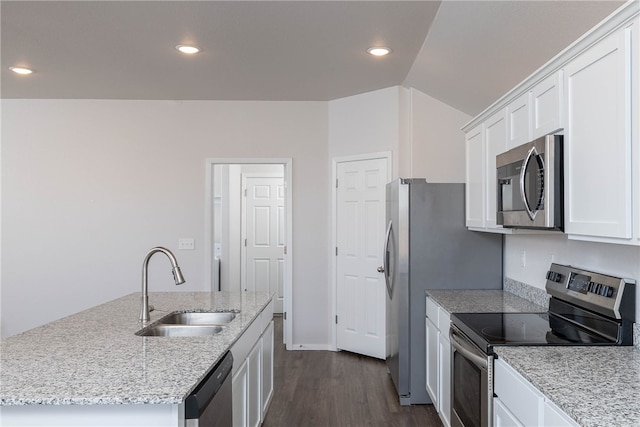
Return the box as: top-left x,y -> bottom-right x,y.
383,220 -> 393,298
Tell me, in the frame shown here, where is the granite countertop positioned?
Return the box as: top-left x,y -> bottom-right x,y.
426,289 -> 546,314
0,291 -> 272,406
496,346 -> 640,427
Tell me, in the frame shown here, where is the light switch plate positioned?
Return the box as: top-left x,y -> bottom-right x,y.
178,238 -> 195,250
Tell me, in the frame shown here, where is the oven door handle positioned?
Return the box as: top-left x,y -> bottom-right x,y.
450,328 -> 489,370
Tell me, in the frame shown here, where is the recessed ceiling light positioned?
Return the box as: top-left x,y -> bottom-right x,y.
9,66 -> 33,75
367,47 -> 392,57
175,45 -> 201,55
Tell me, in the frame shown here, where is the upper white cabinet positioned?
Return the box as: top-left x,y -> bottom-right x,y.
565,17 -> 638,243
465,124 -> 485,228
484,110 -> 508,229
507,92 -> 531,149
463,3 -> 639,246
532,71 -> 563,138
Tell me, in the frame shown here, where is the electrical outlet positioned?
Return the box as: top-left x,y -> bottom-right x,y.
178,238 -> 195,250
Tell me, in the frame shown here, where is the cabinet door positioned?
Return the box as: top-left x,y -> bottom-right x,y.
465,125 -> 485,228
532,71 -> 563,138
437,330 -> 451,427
425,318 -> 439,406
494,398 -> 524,427
543,399 -> 580,427
247,342 -> 262,427
564,26 -> 632,239
261,321 -> 274,418
232,359 -> 248,427
507,92 -> 531,148
484,110 -> 508,229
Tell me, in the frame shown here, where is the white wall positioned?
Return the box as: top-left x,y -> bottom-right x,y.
328,86 -> 402,175
407,88 -> 471,182
1,99 -> 329,345
505,234 -> 640,288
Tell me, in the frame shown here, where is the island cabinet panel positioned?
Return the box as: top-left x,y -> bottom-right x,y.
0,403 -> 182,427
231,298 -> 274,427
564,23 -> 634,241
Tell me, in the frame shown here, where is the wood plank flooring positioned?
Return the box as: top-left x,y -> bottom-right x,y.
262,317 -> 443,427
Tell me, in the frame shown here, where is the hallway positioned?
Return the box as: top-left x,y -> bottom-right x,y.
262,317 -> 443,427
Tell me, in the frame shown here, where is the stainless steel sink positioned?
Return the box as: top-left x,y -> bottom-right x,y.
137,324 -> 224,337
160,311 -> 237,325
135,310 -> 239,337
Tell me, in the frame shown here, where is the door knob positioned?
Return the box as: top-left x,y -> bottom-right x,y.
377,266 -> 385,273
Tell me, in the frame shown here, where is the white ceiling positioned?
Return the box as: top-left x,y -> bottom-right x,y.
1,1 -> 624,116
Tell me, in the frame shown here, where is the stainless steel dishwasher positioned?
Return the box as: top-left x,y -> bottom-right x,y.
185,350 -> 233,427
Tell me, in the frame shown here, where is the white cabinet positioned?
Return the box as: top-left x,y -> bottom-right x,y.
261,321 -> 274,416
465,124 -> 485,228
231,300 -> 275,427
494,358 -> 579,427
531,71 -> 563,138
564,18 -> 639,245
465,111 -> 510,233
232,359 -> 249,427
425,317 -> 439,407
484,110 -> 508,229
437,321 -> 451,427
425,296 -> 451,427
507,92 -> 531,149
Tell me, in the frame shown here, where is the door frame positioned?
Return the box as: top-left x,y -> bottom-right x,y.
205,158 -> 293,350
240,172 -> 285,296
330,151 -> 392,351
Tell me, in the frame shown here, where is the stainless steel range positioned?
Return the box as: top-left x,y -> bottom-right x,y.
449,263 -> 636,427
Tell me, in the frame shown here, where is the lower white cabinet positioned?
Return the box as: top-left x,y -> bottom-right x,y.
425,296 -> 451,427
494,358 -> 578,427
231,300 -> 274,427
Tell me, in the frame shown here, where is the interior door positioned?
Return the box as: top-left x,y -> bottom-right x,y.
336,158 -> 387,359
243,176 -> 285,313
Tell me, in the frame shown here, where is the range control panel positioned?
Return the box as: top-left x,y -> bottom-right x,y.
545,263 -> 636,321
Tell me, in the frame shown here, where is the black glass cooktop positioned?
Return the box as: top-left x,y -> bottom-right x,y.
451,312 -> 615,354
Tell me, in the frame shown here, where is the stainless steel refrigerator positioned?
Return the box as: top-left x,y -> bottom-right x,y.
384,179 -> 503,405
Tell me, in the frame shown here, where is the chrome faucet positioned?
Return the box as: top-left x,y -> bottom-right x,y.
140,246 -> 186,322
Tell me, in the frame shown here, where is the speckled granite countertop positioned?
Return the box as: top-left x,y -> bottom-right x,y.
0,291 -> 272,406
426,289 -> 546,313
496,346 -> 640,427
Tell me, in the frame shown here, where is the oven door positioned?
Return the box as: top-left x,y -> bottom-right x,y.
450,325 -> 493,427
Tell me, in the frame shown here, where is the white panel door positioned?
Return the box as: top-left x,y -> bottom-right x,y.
336,158 -> 387,359
243,176 -> 285,312
465,125 -> 485,228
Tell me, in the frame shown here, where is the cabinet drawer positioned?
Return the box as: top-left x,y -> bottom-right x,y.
426,297 -> 439,327
260,299 -> 275,332
495,359 -> 543,426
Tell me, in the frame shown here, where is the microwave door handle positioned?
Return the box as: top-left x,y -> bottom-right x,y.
520,146 -> 539,221
450,328 -> 489,370
383,220 -> 393,298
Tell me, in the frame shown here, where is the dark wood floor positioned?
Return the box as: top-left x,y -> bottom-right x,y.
262,317 -> 443,427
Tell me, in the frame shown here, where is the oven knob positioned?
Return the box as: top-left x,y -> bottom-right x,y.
605,286 -> 614,297
588,281 -> 596,292
595,283 -> 602,295
546,271 -> 562,282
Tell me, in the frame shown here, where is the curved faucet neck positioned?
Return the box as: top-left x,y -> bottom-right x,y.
140,246 -> 185,323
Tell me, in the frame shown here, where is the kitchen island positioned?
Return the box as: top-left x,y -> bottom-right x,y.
0,291 -> 273,426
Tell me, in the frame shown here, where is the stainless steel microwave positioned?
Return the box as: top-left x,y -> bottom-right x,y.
496,135 -> 563,230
